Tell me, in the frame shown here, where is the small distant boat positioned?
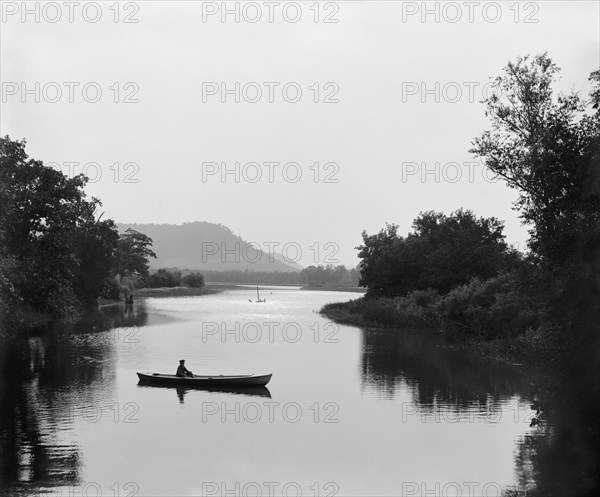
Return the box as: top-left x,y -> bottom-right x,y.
254,286 -> 266,303
136,372 -> 272,387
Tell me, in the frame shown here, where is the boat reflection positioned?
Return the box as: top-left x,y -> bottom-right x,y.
136,382 -> 272,401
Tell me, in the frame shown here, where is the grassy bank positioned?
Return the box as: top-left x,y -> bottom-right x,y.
301,285 -> 367,293
320,287 -> 544,367
320,296 -> 438,330
133,284 -> 234,298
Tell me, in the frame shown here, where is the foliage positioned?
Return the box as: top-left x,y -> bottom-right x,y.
70,217 -> 120,305
300,264 -> 360,287
0,137 -> 158,321
328,55 -> 600,383
321,57 -> 600,484
199,269 -> 302,285
101,279 -> 122,301
436,271 -> 542,341
470,54 -> 600,268
471,54 -> 600,386
0,136 -> 119,317
321,289 -> 441,329
147,268 -> 182,288
114,229 -> 156,279
357,209 -> 518,297
174,265 -> 360,287
0,255 -> 22,330
182,272 -> 205,288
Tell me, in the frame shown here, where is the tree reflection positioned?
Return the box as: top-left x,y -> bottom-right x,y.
0,303 -> 148,494
513,383 -> 599,497
360,327 -> 599,495
360,328 -> 529,407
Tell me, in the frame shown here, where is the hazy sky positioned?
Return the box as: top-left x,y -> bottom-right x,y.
2,0 -> 599,267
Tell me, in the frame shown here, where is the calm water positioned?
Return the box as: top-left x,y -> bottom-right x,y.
0,287 -> 571,496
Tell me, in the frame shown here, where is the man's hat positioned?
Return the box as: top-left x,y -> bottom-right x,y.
179,359 -> 185,363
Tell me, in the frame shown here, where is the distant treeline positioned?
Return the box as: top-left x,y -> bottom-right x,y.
151,265 -> 361,287
146,269 -> 205,288
0,134 -> 360,333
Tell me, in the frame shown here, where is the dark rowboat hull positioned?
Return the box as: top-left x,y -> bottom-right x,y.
136,372 -> 272,387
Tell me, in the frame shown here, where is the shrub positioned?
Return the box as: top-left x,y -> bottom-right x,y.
102,279 -> 122,300
147,268 -> 182,288
182,272 -> 205,288
321,293 -> 439,329
436,272 -> 541,340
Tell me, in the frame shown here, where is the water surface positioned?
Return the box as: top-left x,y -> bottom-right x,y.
0,287 -> 549,496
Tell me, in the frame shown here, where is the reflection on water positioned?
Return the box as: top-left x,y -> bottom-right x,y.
0,303 -> 147,494
136,383 -> 272,402
361,328 -> 529,407
513,384 -> 600,497
361,327 -> 599,496
0,291 -> 597,496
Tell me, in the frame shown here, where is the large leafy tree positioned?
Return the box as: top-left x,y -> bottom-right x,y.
357,209 -> 516,297
0,136 -> 119,317
70,217 -> 120,305
470,54 -> 600,267
114,229 -> 156,280
470,55 -> 600,434
357,223 -> 418,297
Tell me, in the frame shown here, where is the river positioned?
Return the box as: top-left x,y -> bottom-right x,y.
0,286 -> 581,496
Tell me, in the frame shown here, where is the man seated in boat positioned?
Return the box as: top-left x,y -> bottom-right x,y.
176,359 -> 193,377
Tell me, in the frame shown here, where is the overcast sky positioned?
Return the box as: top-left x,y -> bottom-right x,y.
2,0 -> 599,267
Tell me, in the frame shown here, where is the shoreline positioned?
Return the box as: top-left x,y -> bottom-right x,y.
300,285 -> 366,293
319,301 -> 530,368
98,284 -> 239,306
98,283 -> 364,307
135,284 -> 230,297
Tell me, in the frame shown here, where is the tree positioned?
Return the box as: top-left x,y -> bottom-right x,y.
147,269 -> 182,288
410,209 -> 515,293
114,229 -> 156,280
0,136 -> 120,317
70,217 -> 120,305
356,224 -> 415,297
470,55 -> 600,441
357,210 -> 515,297
182,272 -> 205,288
299,264 -> 360,287
470,54 -> 600,267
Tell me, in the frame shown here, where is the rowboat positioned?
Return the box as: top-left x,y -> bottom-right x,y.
136,372 -> 272,387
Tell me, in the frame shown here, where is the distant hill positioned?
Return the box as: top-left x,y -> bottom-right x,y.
117,222 -> 302,272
